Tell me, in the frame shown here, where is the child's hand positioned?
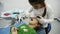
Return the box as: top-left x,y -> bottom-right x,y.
11,27 -> 17,34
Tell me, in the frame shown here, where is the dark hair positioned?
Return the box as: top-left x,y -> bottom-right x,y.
28,0 -> 45,7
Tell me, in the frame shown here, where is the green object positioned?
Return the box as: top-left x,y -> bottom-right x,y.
10,24 -> 37,34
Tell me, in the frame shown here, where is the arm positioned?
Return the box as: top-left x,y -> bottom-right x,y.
38,6 -> 55,24
38,18 -> 54,24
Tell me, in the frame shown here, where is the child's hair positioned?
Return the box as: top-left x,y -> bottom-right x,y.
28,0 -> 45,7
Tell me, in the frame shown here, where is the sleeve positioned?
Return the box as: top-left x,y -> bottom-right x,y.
38,6 -> 55,24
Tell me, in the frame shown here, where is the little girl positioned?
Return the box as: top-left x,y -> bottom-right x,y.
11,17 -> 46,34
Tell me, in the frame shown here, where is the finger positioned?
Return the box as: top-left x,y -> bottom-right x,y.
11,27 -> 17,32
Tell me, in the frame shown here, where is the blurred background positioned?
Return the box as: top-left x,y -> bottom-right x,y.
0,0 -> 60,34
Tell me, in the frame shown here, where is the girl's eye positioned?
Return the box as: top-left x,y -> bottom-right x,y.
29,23 -> 33,25
29,23 -> 32,25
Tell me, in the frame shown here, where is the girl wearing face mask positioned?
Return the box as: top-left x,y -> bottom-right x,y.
28,0 -> 56,34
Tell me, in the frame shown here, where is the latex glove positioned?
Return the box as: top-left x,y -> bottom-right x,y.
37,16 -> 54,24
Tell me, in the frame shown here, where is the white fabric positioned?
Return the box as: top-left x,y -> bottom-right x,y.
29,5 -> 55,28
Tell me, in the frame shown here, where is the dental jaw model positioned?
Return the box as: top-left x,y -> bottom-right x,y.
0,9 -> 28,28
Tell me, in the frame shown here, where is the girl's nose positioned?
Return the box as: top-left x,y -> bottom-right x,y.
31,18 -> 33,21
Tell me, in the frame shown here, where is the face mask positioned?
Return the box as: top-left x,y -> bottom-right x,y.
33,8 -> 44,16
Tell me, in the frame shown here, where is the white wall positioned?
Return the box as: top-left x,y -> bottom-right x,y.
1,0 -> 32,11
46,0 -> 60,18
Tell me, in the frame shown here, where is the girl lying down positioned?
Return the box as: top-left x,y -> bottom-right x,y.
11,17 -> 46,34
